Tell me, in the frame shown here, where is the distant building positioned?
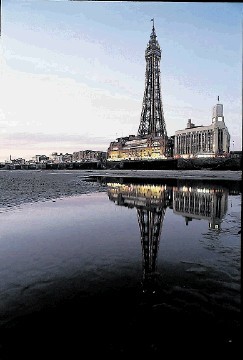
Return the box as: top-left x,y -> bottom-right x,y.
174,99 -> 230,158
32,155 -> 49,163
10,158 -> 26,165
72,150 -> 106,162
51,152 -> 73,163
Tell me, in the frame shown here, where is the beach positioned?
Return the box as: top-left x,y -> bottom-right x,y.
0,170 -> 105,211
0,169 -> 241,211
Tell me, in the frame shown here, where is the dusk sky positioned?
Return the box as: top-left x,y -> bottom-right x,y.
0,1 -> 242,161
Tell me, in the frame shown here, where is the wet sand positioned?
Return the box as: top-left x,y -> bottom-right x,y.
0,169 -> 241,211
86,168 -> 242,181
0,170 -> 106,211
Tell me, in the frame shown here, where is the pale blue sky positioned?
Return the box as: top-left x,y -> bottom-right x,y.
0,1 -> 242,161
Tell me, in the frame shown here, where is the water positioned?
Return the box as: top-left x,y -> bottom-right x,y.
0,174 -> 241,356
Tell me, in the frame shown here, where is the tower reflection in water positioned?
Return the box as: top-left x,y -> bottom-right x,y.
107,180 -> 229,293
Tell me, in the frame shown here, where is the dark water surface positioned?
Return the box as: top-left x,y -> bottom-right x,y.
0,176 -> 241,357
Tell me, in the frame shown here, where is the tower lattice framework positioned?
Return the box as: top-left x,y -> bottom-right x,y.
138,21 -> 167,138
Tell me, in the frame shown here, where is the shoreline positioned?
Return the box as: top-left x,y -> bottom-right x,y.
81,169 -> 242,181
1,155 -> 242,172
0,168 -> 241,181
0,169 -> 241,212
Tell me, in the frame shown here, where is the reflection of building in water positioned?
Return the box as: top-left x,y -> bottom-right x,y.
107,183 -> 172,209
107,183 -> 172,292
173,185 -> 228,230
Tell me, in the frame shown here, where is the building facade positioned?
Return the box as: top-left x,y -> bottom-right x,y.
72,150 -> 106,162
32,155 -> 49,163
107,21 -> 168,161
51,152 -> 73,163
174,100 -> 230,158
107,135 -> 167,161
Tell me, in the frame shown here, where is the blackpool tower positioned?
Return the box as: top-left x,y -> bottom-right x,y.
107,20 -> 168,161
138,19 -> 167,138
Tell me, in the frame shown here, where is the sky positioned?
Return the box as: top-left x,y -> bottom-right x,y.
0,1 -> 242,161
